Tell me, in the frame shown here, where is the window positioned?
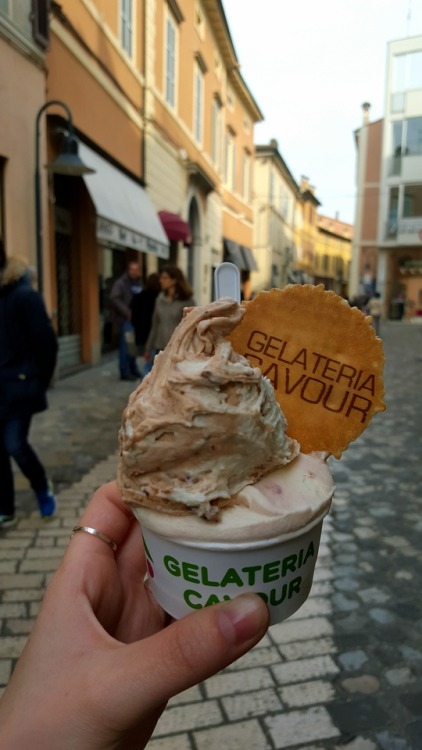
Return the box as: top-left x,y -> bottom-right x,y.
32,0 -> 50,49
403,184 -> 422,218
193,63 -> 204,143
269,170 -> 275,204
406,117 -> 422,156
194,4 -> 204,39
120,0 -> 133,57
165,14 -> 177,107
225,132 -> 235,189
211,96 -> 222,167
242,151 -> 251,200
388,187 -> 399,236
392,51 -> 422,93
391,117 -> 422,158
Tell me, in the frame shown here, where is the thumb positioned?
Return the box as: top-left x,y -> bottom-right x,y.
109,594 -> 269,722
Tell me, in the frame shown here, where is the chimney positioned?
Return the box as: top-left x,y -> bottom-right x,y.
362,102 -> 371,125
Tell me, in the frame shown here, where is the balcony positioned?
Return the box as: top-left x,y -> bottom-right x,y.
384,218 -> 422,241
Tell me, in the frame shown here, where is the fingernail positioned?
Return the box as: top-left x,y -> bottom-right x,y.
217,594 -> 268,645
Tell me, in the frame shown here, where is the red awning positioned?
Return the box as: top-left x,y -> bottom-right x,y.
158,211 -> 191,244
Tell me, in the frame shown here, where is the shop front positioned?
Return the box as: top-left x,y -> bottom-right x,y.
54,144 -> 169,373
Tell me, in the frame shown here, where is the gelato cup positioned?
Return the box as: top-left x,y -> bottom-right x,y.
133,505 -> 330,627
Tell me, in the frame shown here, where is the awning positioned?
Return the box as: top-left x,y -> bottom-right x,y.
79,143 -> 169,258
224,239 -> 258,271
241,245 -> 258,271
158,211 -> 191,244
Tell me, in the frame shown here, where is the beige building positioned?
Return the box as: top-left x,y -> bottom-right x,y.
252,139 -> 299,292
145,0 -> 262,303
0,2 -> 49,280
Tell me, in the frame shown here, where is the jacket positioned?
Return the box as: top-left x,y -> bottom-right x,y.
145,292 -> 195,351
0,274 -> 58,420
110,272 -> 142,326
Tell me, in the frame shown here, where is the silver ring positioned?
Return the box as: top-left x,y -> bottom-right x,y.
71,525 -> 118,552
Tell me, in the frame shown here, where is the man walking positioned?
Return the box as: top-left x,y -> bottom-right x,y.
110,260 -> 142,380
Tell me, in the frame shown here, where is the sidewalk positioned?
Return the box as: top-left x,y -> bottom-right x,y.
1,322 -> 421,749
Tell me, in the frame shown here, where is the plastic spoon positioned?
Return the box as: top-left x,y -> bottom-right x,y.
214,262 -> 241,303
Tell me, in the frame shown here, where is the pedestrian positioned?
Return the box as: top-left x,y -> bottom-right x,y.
0,255 -> 58,528
367,292 -> 383,336
143,266 -> 195,375
109,260 -> 142,381
130,272 -> 160,354
0,481 -> 269,748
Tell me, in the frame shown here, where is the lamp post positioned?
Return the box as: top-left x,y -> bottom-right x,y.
35,99 -> 94,294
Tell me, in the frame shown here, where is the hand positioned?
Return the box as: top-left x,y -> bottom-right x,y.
0,482 -> 269,750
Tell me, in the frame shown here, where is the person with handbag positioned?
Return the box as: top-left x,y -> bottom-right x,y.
109,260 -> 142,381
0,255 -> 58,528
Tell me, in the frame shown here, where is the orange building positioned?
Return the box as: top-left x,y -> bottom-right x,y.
28,0 -> 263,373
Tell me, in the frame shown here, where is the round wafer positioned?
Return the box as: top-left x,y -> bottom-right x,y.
228,285 -> 386,457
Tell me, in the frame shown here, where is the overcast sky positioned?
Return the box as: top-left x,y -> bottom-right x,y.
223,0 -> 422,224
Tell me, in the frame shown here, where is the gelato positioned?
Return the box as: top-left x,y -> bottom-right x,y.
118,297 -> 299,521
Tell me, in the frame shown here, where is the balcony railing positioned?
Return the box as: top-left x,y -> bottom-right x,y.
385,218 -> 422,240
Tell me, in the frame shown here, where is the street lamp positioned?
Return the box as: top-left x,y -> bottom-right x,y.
35,99 -> 95,294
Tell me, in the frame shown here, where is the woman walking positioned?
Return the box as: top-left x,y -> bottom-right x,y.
143,266 -> 195,374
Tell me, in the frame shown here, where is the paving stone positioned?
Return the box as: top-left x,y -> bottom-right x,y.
152,700 -> 222,736
0,659 -> 12,686
0,636 -> 28,658
368,608 -> 396,624
272,655 -> 339,685
227,646 -> 281,671
341,675 -> 380,694
357,587 -> 390,605
270,617 -> 333,644
334,739 -> 378,750
167,684 -> 202,705
222,687 -> 282,720
264,706 -> 340,748
376,730 -> 411,749
279,679 -> 336,707
338,649 -> 369,670
385,667 -> 415,686
278,637 -> 336,661
145,735 -> 191,750
405,719 -> 422,749
205,667 -> 274,698
194,719 -> 272,750
327,697 -> 388,733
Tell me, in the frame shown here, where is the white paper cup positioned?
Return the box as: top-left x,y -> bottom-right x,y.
134,509 -> 329,626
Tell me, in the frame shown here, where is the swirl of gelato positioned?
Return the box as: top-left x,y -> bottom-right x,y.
118,297 -> 299,519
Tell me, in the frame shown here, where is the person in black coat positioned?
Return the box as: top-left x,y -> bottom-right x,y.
0,255 -> 58,528
130,272 -> 160,354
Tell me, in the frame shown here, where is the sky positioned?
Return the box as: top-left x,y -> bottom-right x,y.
223,0 -> 422,224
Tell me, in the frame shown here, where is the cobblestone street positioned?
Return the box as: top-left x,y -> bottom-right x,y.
1,322 -> 421,749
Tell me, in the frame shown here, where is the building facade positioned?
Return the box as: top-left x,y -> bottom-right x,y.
0,1 -> 49,274
378,35 -> 422,319
315,214 -> 352,297
252,140 -> 299,293
351,36 -> 422,319
32,0 -> 262,372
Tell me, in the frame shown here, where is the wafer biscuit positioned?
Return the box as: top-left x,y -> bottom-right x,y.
228,285 -> 385,457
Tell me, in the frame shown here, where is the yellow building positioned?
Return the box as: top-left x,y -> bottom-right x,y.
315,215 -> 352,297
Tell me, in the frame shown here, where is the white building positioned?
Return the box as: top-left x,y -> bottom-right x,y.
377,35 -> 422,318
